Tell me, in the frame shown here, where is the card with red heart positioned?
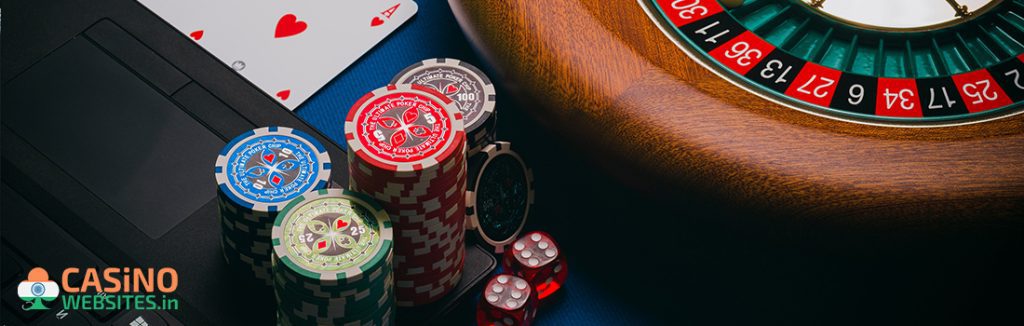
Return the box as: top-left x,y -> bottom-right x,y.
138,0 -> 419,110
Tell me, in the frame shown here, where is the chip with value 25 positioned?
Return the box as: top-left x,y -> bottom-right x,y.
272,188 -> 393,283
271,189 -> 395,325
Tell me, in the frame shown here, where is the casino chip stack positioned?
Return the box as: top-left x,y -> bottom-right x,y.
392,58 -> 497,156
466,141 -> 535,254
345,84 -> 468,307
215,126 -> 331,286
271,189 -> 395,325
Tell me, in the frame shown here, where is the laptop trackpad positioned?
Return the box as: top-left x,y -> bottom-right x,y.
4,36 -> 223,239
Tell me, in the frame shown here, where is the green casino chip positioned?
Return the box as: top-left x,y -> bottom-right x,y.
271,189 -> 396,325
271,252 -> 392,299
272,188 -> 394,284
274,274 -> 394,319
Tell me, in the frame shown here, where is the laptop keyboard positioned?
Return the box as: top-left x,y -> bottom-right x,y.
0,184 -> 181,325
1,184 -> 120,324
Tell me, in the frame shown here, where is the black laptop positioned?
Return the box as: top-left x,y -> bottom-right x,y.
1,1 -> 493,325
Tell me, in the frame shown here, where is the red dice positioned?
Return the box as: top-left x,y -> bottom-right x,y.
476,274 -> 538,326
501,231 -> 568,300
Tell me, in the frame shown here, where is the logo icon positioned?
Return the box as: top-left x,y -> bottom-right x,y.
129,316 -> 149,326
17,267 -> 60,310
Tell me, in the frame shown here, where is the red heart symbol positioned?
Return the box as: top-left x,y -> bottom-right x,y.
263,153 -> 275,162
274,14 -> 307,38
189,30 -> 204,41
335,219 -> 348,229
444,84 -> 459,94
370,17 -> 384,27
276,90 -> 291,101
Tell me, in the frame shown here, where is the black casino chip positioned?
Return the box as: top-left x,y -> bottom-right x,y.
465,141 -> 535,254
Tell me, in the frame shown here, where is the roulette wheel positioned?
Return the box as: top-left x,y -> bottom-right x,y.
448,0 -> 1024,225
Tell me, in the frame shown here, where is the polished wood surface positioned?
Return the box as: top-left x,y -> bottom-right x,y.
448,0 -> 1024,225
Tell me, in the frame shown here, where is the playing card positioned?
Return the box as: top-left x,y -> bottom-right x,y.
138,0 -> 419,110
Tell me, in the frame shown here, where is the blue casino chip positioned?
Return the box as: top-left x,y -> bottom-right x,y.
215,126 -> 332,213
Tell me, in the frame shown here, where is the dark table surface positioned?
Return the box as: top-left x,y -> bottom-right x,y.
298,3 -> 1023,325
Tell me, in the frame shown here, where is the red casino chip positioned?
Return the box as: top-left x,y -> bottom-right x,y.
395,214 -> 463,239
354,165 -> 465,195
399,257 -> 464,290
396,247 -> 463,283
397,261 -> 464,307
348,146 -> 466,181
357,171 -> 467,205
345,84 -> 464,174
396,227 -> 462,257
396,229 -> 463,257
396,232 -> 464,268
345,83 -> 468,307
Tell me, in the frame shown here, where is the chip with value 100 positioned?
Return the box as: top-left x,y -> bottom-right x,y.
392,58 -> 497,155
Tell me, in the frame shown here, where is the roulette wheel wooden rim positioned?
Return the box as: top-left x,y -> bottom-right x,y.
448,0 -> 1024,225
